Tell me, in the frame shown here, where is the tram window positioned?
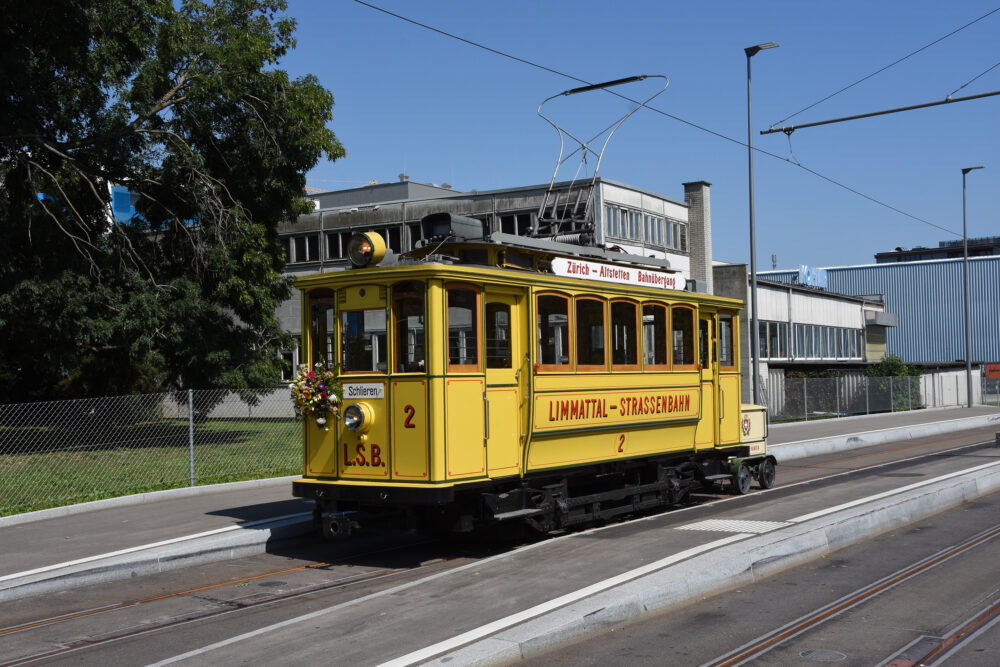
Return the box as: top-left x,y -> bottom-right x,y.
642,303 -> 668,368
719,313 -> 736,369
576,297 -> 606,369
671,306 -> 695,368
699,319 -> 711,367
392,281 -> 425,373
447,285 -> 480,370
341,308 -> 387,373
308,290 -> 336,369
611,301 -> 639,368
537,294 -> 570,369
486,303 -> 512,369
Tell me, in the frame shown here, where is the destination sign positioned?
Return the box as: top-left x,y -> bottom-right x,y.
551,257 -> 683,291
342,383 -> 385,400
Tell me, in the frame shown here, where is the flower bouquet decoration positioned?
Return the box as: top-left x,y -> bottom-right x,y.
290,363 -> 341,430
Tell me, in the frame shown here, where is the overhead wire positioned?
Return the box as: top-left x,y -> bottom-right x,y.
949,60 -> 1000,98
352,0 -> 960,237
770,6 -> 1000,128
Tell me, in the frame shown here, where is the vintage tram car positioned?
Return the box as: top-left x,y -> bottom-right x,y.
292,214 -> 773,537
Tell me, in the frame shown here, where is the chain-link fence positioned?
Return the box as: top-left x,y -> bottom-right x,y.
764,373 -> 996,422
766,375 -> 924,422
0,389 -> 299,516
985,378 -> 1000,407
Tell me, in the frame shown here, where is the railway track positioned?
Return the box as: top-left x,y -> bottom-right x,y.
2,429 -> 996,666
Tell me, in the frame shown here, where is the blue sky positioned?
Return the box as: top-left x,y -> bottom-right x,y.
280,1 -> 999,268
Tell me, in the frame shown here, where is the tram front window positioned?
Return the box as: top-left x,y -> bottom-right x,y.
308,289 -> 336,368
341,309 -> 387,373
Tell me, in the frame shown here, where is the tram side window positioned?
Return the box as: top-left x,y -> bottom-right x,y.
392,281 -> 425,373
672,306 -> 696,368
486,303 -> 512,369
309,290 -> 336,369
576,297 -> 605,369
642,303 -> 669,368
537,294 -> 570,368
447,285 -> 480,370
341,308 -> 387,373
719,313 -> 736,369
611,300 -> 639,368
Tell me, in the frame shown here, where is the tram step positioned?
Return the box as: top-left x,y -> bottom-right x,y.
492,508 -> 543,521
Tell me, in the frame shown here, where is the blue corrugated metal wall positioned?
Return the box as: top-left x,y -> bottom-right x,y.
761,256 -> 1000,364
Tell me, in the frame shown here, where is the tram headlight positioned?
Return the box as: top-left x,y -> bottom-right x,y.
347,232 -> 387,268
342,402 -> 373,432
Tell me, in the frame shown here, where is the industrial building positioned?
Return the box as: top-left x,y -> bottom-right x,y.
760,256 -> 1000,367
714,264 -> 896,401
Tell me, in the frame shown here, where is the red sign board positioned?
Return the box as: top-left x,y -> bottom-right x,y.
986,363 -> 1000,379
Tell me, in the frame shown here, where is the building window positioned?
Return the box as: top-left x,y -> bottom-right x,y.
279,345 -> 300,382
292,234 -> 320,263
326,231 -> 355,260
499,212 -> 534,236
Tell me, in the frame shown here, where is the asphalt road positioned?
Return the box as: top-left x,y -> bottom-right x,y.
3,420 -> 1000,666
522,485 -> 1000,666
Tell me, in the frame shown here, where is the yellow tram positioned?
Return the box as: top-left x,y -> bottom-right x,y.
292,214 -> 772,536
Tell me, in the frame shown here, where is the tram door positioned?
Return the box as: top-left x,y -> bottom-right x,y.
695,314 -> 718,449
484,292 -> 526,477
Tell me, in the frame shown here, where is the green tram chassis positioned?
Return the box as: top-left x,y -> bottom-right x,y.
294,447 -> 776,537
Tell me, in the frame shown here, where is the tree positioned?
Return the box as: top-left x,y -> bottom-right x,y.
0,0 -> 344,402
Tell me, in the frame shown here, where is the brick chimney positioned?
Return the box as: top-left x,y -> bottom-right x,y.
683,181 -> 712,294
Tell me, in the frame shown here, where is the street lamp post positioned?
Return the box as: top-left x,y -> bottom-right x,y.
961,165 -> 984,408
746,42 -> 778,406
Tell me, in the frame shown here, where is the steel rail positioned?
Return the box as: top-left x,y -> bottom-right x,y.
706,522 -> 1000,666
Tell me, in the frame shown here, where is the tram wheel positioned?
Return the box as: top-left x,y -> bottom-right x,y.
733,462 -> 752,495
756,458 -> 776,489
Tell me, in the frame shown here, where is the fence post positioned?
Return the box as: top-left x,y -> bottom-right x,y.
890,377 -> 894,412
866,376 -> 870,415
908,378 -> 912,411
188,389 -> 195,487
803,377 -> 809,421
835,376 -> 841,416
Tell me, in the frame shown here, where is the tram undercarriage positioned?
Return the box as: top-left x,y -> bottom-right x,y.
304,450 -> 776,538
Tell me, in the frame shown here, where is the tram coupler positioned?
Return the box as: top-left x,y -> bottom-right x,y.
320,511 -> 361,539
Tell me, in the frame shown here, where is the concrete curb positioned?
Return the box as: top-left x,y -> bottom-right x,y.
426,460 -> 1000,666
770,413 -> 1000,462
0,476 -> 299,529
0,512 -> 315,602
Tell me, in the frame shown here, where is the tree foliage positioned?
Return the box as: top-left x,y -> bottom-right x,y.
865,355 -> 920,378
0,0 -> 344,402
